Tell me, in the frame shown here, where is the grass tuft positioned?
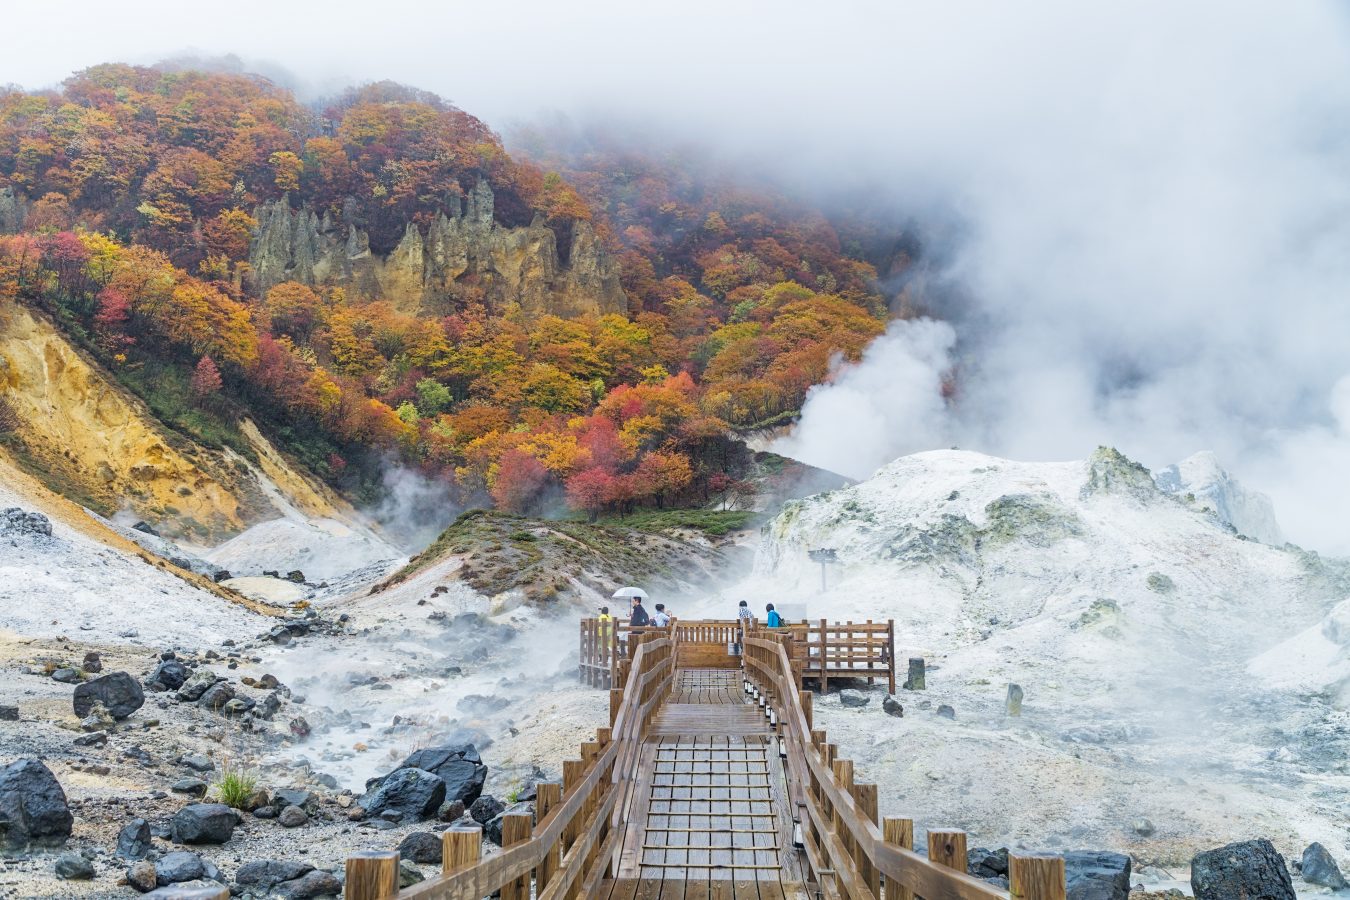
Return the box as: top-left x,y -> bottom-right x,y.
213,765 -> 259,810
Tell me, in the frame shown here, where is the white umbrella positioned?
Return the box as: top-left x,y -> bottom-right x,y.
611,586 -> 649,601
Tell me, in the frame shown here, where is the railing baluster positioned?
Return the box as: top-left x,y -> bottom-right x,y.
881,817 -> 915,900
343,850 -> 398,900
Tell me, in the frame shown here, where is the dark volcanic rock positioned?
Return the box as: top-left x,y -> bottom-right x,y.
0,704 -> 17,721
273,788 -> 316,811
485,802 -> 533,846
146,659 -> 189,691
469,795 -> 504,825
126,858 -> 157,892
1300,842 -> 1346,890
275,869 -> 343,898
176,670 -> 218,702
155,850 -> 215,885
171,778 -> 208,798
73,671 -> 145,720
1191,839 -> 1295,900
235,858 -> 314,887
838,689 -> 870,708
278,805 -> 308,827
359,768 -> 445,824
196,682 -> 237,712
882,696 -> 904,717
0,758 -> 73,849
1064,850 -> 1131,900
51,667 -> 80,684
396,742 -> 487,805
116,817 -> 152,859
437,799 -> 466,822
81,651 -> 102,673
0,508 -> 51,537
170,803 -> 238,844
398,831 -> 443,864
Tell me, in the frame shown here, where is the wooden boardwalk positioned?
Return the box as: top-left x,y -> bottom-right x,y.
346,626 -> 1068,900
614,671 -> 808,897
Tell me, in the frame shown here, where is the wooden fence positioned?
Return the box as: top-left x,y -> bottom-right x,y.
741,631 -> 1066,900
346,633 -> 674,900
580,617 -> 896,693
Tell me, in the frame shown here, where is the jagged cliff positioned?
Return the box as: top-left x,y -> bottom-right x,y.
0,305 -> 349,541
249,180 -> 627,317
0,186 -> 26,232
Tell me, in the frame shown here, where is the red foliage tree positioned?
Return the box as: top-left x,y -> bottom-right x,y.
491,449 -> 549,514
190,354 -> 222,401
565,466 -> 617,520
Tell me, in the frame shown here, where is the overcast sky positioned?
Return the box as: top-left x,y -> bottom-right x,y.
9,1 -> 1350,552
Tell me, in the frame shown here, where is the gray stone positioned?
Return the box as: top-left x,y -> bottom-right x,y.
155,850 -> 208,884
936,704 -> 956,719
52,667 -> 81,684
171,778 -> 208,798
196,682 -> 236,712
273,788 -> 316,811
180,754 -> 213,773
1064,850 -> 1131,900
359,767 -> 445,824
278,805 -> 308,827
73,671 -> 145,720
485,802 -> 534,846
235,858 -> 314,886
1006,683 -> 1024,717
0,704 -> 17,721
81,651 -> 102,673
274,869 -> 342,898
170,803 -> 237,844
400,860 -> 425,888
838,689 -> 870,708
398,830 -> 443,864
1132,818 -> 1155,837
881,696 -> 903,717
176,671 -> 217,702
0,758 -> 73,849
437,799 -> 466,822
1300,842 -> 1346,890
116,817 -> 152,859
55,851 -> 95,880
1191,840 -> 1294,900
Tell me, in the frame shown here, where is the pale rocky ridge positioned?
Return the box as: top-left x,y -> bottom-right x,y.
716,445 -> 1350,882
249,179 -> 627,318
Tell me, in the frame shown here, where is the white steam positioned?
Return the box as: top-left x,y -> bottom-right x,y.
365,462 -> 457,553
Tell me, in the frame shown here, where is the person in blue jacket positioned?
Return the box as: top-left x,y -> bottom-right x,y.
765,603 -> 782,628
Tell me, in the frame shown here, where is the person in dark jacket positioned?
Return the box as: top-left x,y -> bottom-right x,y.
629,596 -> 651,627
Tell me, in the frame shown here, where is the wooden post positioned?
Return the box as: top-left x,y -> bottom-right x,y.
441,826 -> 481,874
819,618 -> 829,692
344,850 -> 399,900
852,782 -> 879,898
800,690 -> 814,731
881,817 -> 915,900
535,783 -> 562,892
831,758 -> 853,861
887,619 -> 896,694
1009,854 -> 1067,900
610,688 -> 623,726
499,812 -> 533,900
927,829 -> 968,874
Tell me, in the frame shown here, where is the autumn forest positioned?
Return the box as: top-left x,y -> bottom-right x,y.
0,64 -> 906,520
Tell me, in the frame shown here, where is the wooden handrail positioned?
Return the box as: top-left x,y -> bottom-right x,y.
742,634 -> 1065,900
352,638 -> 672,900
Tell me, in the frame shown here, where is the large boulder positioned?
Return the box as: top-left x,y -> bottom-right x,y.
1300,842 -> 1346,890
1191,839 -> 1295,900
1064,850 -> 1131,900
0,508 -> 51,537
359,768 -> 445,824
54,851 -> 95,880
155,850 -> 221,885
72,671 -> 145,720
397,743 -> 487,806
469,795 -> 504,825
274,870 -> 343,898
170,803 -> 238,844
0,758 -> 73,850
176,670 -> 218,702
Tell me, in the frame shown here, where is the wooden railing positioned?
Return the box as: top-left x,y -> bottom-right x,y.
741,632 -> 1066,900
346,634 -> 674,900
580,617 -> 896,692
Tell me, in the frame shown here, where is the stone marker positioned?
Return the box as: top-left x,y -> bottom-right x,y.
1006,683 -> 1024,716
904,657 -> 926,690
